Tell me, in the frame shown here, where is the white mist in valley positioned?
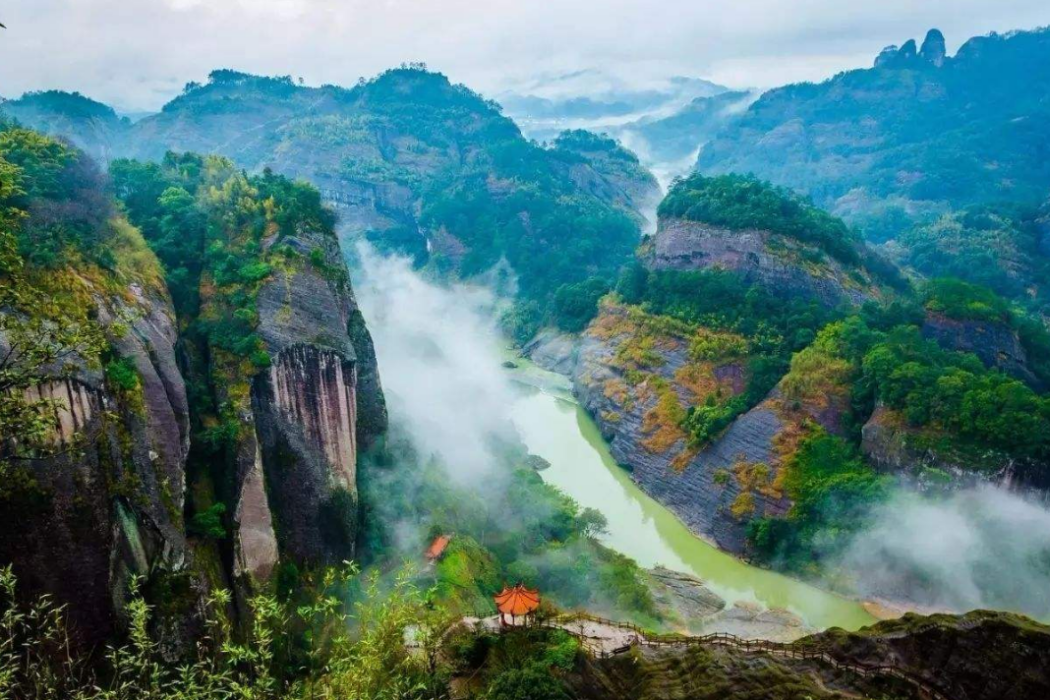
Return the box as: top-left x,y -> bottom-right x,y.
352,243 -> 518,483
838,485 -> 1050,619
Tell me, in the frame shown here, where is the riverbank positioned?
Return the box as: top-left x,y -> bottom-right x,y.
504,353 -> 877,631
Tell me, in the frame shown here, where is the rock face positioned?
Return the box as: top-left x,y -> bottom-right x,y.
648,217 -> 876,308
861,404 -> 1050,492
920,29 -> 948,67
821,611 -> 1050,700
647,567 -> 725,629
0,286 -> 194,650
233,229 -> 387,578
921,312 -> 1045,391
523,328 -> 580,376
573,304 -> 809,554
875,45 -> 901,68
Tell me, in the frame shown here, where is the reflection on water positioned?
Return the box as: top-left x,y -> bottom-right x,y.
508,374 -> 875,631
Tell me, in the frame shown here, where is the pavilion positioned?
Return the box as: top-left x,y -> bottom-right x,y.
494,583 -> 541,627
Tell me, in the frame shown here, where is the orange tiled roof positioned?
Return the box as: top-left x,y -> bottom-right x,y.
494,584 -> 540,616
425,535 -> 451,560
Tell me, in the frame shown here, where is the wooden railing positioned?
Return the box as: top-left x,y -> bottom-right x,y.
535,612 -> 954,700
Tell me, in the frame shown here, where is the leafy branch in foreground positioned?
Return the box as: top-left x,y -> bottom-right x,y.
0,563 -> 449,700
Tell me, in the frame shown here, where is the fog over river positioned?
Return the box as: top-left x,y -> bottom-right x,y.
352,245 -> 1050,628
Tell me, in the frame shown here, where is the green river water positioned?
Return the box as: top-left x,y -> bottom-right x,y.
505,358 -> 876,631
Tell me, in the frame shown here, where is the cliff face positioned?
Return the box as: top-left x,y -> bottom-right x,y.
648,217 -> 877,308
225,208 -> 387,580
921,312 -> 1045,391
860,404 -> 1050,492
0,135 -> 388,654
572,302 -> 837,554
570,611 -> 1050,700
236,230 -> 385,573
0,281 -> 194,651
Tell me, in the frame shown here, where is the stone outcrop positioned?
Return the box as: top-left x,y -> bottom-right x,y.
523,328 -> 580,376
0,285 -> 195,651
861,404 -> 1050,492
921,312 -> 1045,391
920,29 -> 947,67
575,305 -> 799,554
647,217 -> 877,308
232,228 -> 387,577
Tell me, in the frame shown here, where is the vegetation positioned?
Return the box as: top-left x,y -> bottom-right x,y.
0,563 -> 450,699
900,205 -> 1050,311
358,434 -> 659,626
0,125 -> 151,473
697,27 -> 1050,240
658,173 -> 863,265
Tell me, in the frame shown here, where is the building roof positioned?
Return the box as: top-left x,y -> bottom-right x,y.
494,584 -> 541,616
425,534 -> 452,561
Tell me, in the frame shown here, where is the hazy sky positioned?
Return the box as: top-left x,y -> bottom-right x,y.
1,0 -> 1048,111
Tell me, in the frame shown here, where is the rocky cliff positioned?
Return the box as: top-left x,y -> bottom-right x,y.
0,253 -> 195,651
648,217 -> 877,308
569,610 -> 1050,700
921,312 -> 1045,391
236,224 -> 386,577
0,133 -> 387,653
574,302 -> 820,553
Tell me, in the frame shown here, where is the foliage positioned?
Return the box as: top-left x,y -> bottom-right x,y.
0,563 -> 446,699
484,661 -> 572,700
658,173 -> 862,266
922,277 -> 1011,323
357,436 -> 659,625
748,430 -> 890,571
697,27 -> 1050,239
858,326 -> 1050,459
900,205 -> 1050,309
188,503 -> 227,540
0,127 -> 132,471
552,277 -> 610,332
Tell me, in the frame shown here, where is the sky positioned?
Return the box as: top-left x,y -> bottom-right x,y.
1,0 -> 1048,111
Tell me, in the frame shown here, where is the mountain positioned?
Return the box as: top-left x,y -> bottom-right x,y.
4,68 -> 661,325
1,90 -> 130,163
613,90 -> 757,185
497,69 -> 729,143
0,125 -> 386,650
530,173 -> 1050,615
697,28 -> 1050,244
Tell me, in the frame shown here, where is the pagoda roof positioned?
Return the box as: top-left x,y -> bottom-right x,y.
494,584 -> 540,616
425,534 -> 452,560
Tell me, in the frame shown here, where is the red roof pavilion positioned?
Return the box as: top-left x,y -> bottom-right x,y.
494,584 -> 541,618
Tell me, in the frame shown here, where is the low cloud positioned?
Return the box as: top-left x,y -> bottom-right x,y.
2,1 -> 1049,110
352,243 -> 517,483
837,485 -> 1050,619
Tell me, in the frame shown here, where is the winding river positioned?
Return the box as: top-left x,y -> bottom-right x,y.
505,357 -> 876,632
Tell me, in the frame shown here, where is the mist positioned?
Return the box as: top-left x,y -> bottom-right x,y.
837,485 -> 1050,619
352,243 -> 519,484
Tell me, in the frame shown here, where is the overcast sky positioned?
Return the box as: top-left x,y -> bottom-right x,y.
1,0 -> 1048,111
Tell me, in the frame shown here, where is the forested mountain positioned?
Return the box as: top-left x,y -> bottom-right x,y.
0,122 -> 390,652
550,172 -> 1050,614
697,28 -> 1050,243
3,67 -> 660,329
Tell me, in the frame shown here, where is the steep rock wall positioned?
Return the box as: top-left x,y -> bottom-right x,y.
648,217 -> 876,308
921,312 -> 1045,391
230,229 -> 387,579
0,287 -> 195,650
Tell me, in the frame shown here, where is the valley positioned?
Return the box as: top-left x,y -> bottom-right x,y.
3,10 -> 1050,699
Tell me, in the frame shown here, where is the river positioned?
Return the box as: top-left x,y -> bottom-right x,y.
505,357 -> 876,631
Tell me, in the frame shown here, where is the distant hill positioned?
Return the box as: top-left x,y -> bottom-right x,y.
2,67 -> 661,326
1,90 -> 129,162
498,69 -> 729,143
697,28 -> 1050,242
